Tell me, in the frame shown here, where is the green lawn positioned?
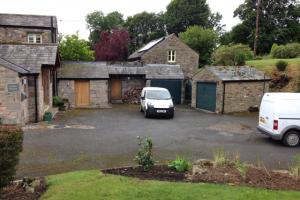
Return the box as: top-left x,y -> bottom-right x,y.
41,170 -> 300,200
246,58 -> 300,73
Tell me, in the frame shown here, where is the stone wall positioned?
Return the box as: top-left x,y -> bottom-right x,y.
223,82 -> 269,113
141,35 -> 199,79
0,27 -> 53,44
58,79 -> 109,108
0,65 -> 28,124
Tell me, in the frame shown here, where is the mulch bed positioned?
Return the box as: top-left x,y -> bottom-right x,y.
102,164 -> 300,191
0,178 -> 46,200
103,165 -> 187,182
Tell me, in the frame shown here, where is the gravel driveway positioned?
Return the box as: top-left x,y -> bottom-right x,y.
17,105 -> 300,178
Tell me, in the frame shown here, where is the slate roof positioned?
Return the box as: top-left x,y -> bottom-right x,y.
0,13 -> 58,29
144,64 -> 184,80
58,62 -> 109,79
0,44 -> 58,73
128,34 -> 173,60
58,62 -> 184,80
207,66 -> 271,81
0,57 -> 29,74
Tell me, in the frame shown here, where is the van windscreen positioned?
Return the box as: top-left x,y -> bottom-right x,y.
146,90 -> 171,100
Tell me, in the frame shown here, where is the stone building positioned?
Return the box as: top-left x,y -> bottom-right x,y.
57,62 -> 184,108
192,66 -> 271,113
128,34 -> 199,103
0,13 -> 59,125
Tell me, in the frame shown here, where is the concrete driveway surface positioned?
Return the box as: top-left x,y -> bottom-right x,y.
17,105 -> 300,178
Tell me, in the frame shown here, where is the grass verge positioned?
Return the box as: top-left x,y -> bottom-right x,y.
41,170 -> 300,200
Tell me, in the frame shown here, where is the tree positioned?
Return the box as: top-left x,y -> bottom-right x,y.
233,0 -> 300,54
59,34 -> 95,61
94,29 -> 130,61
86,11 -> 124,44
179,26 -> 218,66
164,0 -> 222,35
125,12 -> 166,52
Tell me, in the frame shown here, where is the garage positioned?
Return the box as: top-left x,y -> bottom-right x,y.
192,66 -> 271,113
196,82 -> 216,112
150,79 -> 182,104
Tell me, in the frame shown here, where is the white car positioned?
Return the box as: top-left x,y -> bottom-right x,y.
257,93 -> 300,147
140,87 -> 174,118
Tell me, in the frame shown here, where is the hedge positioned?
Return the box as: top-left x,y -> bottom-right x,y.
271,43 -> 300,58
0,125 -> 24,191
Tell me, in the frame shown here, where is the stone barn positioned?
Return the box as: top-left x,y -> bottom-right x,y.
192,66 -> 271,113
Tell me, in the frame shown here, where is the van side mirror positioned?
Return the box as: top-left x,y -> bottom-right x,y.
141,96 -> 145,100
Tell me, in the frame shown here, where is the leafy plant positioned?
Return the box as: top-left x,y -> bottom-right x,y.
234,154 -> 247,180
276,60 -> 288,72
134,136 -> 154,171
290,155 -> 300,180
168,156 -> 191,172
53,96 -> 64,107
213,148 -> 230,167
271,43 -> 300,59
0,126 -> 24,191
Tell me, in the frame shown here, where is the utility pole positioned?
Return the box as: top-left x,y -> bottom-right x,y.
254,0 -> 261,58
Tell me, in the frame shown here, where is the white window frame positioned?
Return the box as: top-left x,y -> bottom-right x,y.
28,33 -> 42,44
168,50 -> 176,63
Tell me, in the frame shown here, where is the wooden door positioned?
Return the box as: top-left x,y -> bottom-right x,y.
75,80 -> 90,107
111,78 -> 122,100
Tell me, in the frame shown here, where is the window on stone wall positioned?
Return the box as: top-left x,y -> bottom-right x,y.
28,33 -> 42,44
168,50 -> 176,63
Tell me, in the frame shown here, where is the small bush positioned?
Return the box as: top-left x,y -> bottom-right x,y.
0,126 -> 24,191
234,154 -> 247,180
212,44 -> 253,66
290,155 -> 300,180
213,148 -> 230,167
134,136 -> 154,171
168,156 -> 191,172
53,96 -> 64,107
271,43 -> 300,58
276,60 -> 288,71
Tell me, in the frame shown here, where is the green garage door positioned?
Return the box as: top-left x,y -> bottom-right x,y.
196,82 -> 217,112
150,79 -> 182,104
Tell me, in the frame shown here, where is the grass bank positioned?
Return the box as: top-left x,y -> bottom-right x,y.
41,170 -> 300,200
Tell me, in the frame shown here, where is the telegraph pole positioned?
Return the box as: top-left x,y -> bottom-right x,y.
254,0 -> 261,58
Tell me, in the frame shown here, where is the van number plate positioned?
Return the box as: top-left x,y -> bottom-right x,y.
157,110 -> 167,113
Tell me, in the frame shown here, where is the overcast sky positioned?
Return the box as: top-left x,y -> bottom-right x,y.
1,0 -> 244,39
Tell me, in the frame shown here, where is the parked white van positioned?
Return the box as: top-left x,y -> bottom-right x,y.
257,93 -> 300,147
140,87 -> 174,118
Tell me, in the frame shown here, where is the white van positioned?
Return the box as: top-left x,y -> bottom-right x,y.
257,93 -> 300,147
140,87 -> 174,118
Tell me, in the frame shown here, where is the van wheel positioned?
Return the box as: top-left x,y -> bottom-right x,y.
140,106 -> 143,112
283,130 -> 300,147
169,113 -> 174,119
144,109 -> 149,118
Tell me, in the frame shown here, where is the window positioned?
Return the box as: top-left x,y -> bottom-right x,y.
28,33 -> 42,44
168,50 -> 176,63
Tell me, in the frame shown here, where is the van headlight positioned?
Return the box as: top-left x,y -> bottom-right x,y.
147,102 -> 154,107
169,102 -> 174,108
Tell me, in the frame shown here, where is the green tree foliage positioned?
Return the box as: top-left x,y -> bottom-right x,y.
271,43 -> 300,58
0,126 -> 23,191
233,0 -> 300,54
59,34 -> 95,61
164,0 -> 222,35
212,44 -> 253,66
124,12 -> 166,52
179,26 -> 218,66
86,11 -> 124,44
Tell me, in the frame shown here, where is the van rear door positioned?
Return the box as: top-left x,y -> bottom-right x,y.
259,98 -> 276,133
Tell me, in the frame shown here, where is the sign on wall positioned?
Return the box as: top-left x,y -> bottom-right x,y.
7,84 -> 19,92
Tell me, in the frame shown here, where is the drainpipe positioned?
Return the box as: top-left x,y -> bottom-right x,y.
51,16 -> 55,43
34,75 -> 39,123
222,82 -> 226,114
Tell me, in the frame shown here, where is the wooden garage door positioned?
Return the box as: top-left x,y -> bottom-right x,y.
75,80 -> 90,107
196,82 -> 216,112
111,78 -> 122,100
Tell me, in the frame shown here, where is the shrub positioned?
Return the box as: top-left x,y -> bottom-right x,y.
53,96 -> 64,107
290,155 -> 300,180
168,156 -> 191,172
0,126 -> 24,191
234,154 -> 247,180
271,43 -> 300,58
212,44 -> 253,66
134,136 -> 154,171
213,148 -> 230,167
276,60 -> 288,71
